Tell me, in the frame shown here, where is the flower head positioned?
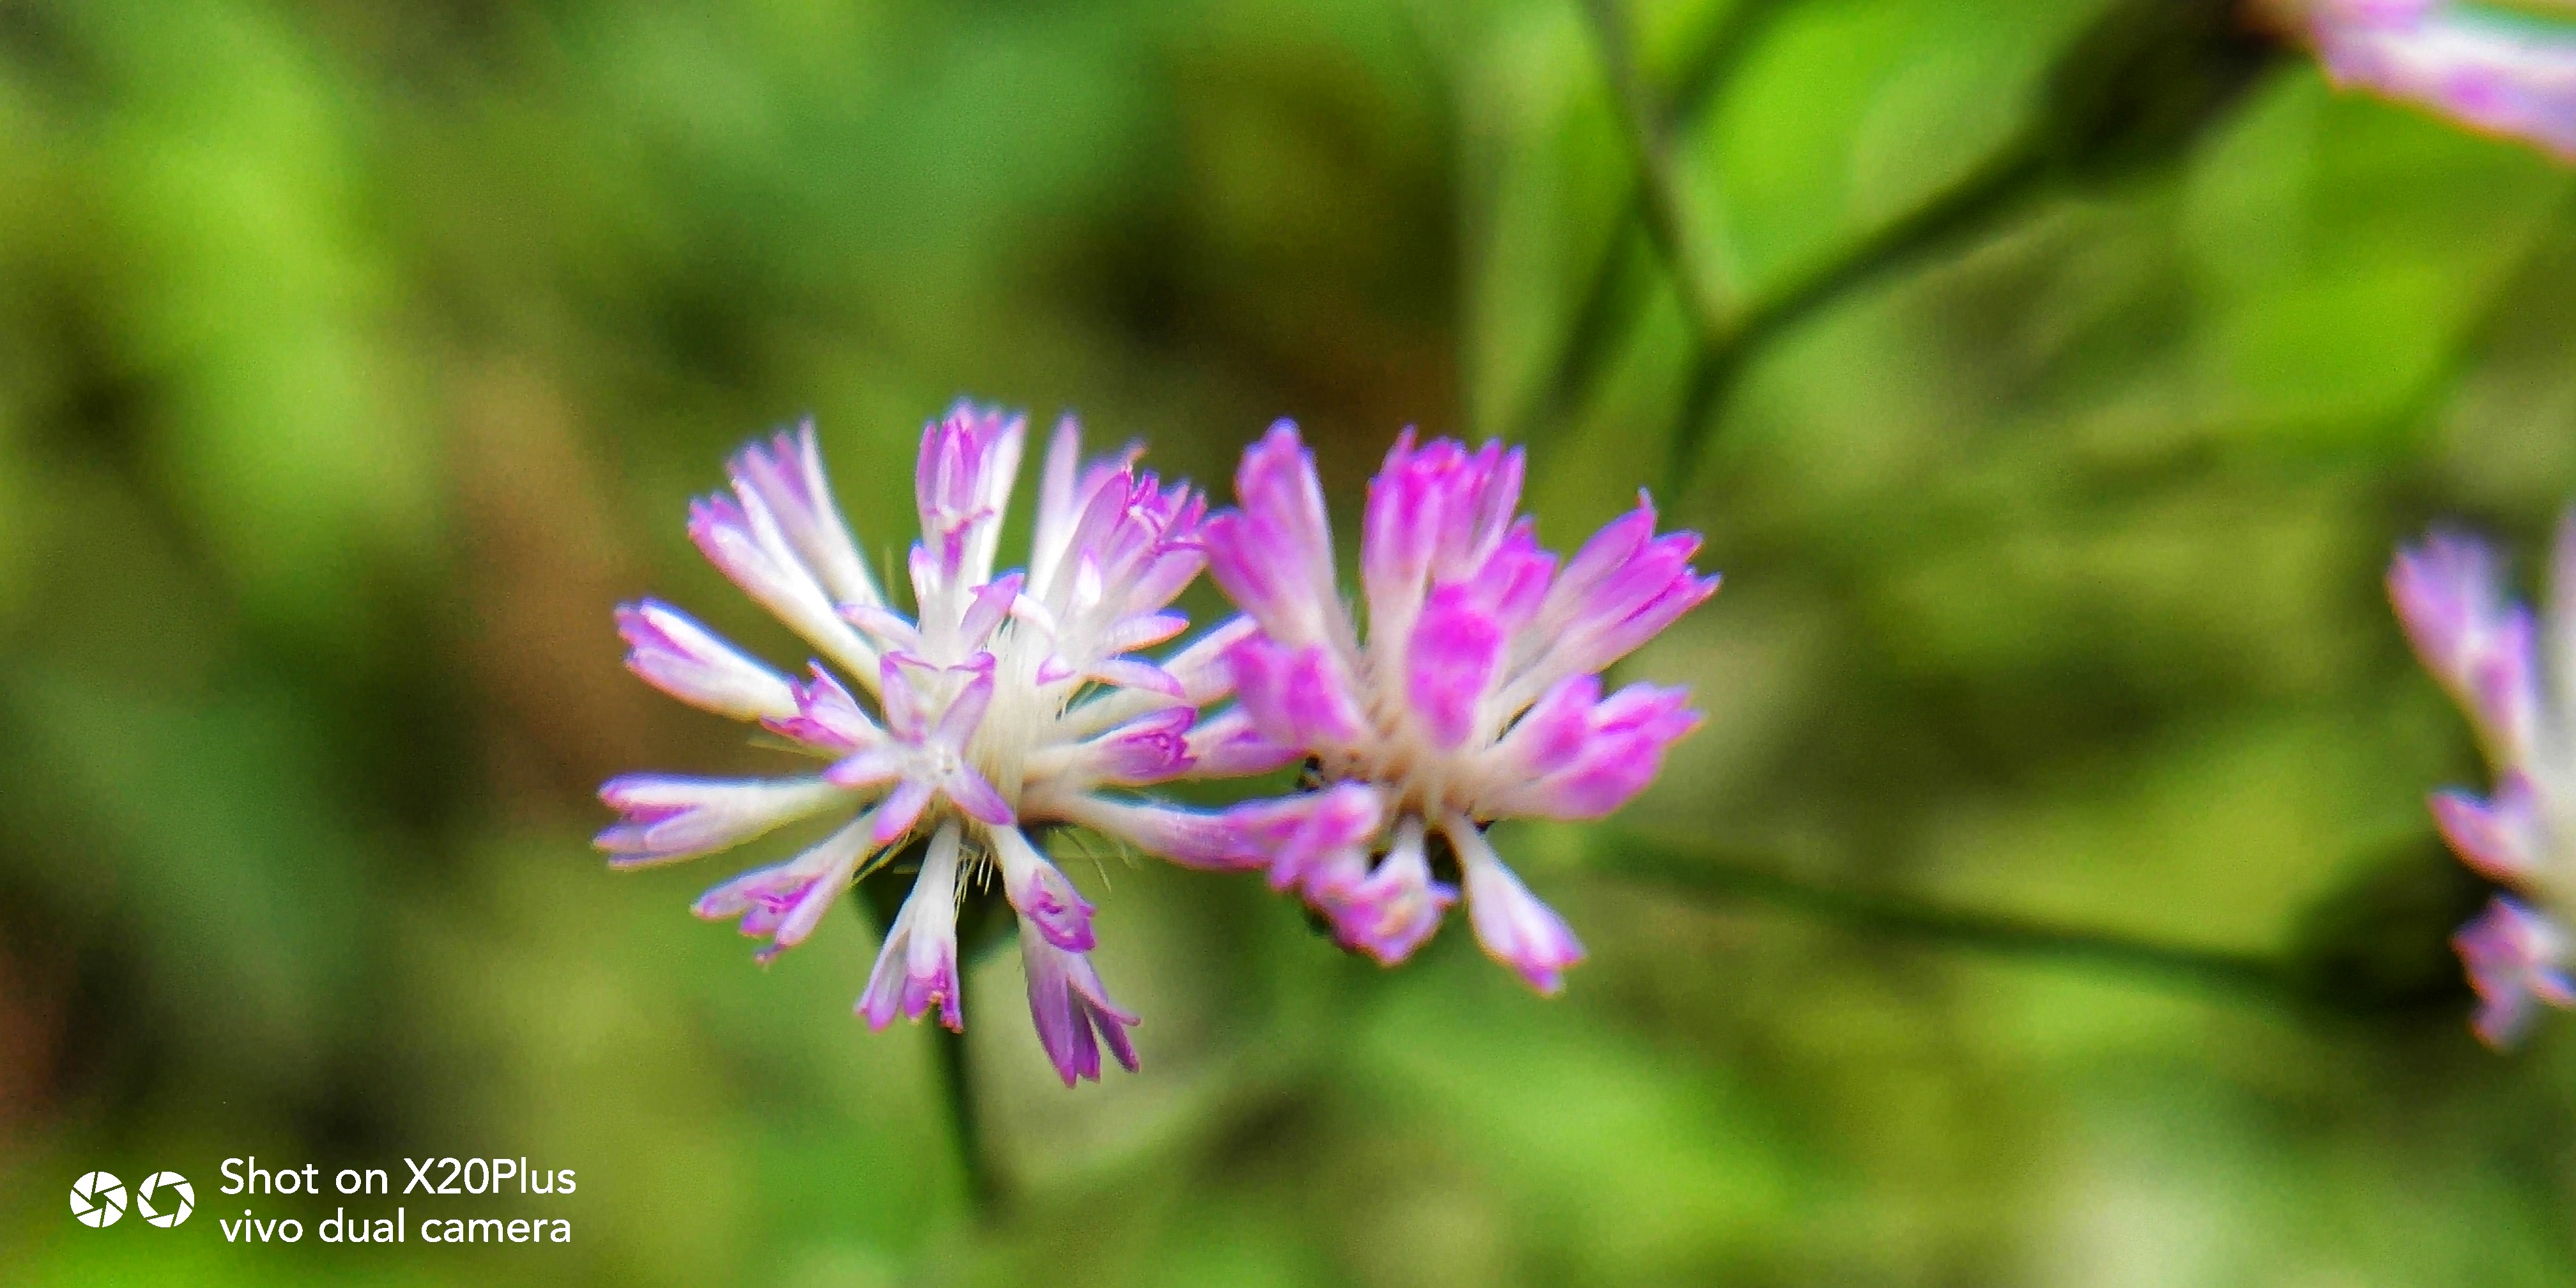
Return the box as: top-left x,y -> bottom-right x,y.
1181,422 -> 1718,991
2393,512 -> 2576,1044
602,408 -> 1255,1085
2305,0 -> 2576,160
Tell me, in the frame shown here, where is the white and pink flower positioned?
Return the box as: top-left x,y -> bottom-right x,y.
602,408 -> 1250,1085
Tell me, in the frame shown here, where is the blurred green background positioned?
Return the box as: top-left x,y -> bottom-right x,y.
4,0 -> 2575,1283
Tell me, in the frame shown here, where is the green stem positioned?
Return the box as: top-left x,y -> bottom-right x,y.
1595,829 -> 2301,1000
1671,0 -> 1793,122
931,1022 -> 1002,1218
1514,1 -> 1788,447
1583,0 -> 1742,368
1578,0 -> 2053,497
1661,135 -> 2050,494
854,876 -> 1004,1218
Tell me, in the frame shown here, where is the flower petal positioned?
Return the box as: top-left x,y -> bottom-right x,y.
2430,772 -> 2552,883
1226,633 -> 1366,747
764,664 -> 884,753
877,653 -> 934,742
1360,431 -> 1526,644
1406,583 -> 1505,748
1179,708 -> 1300,779
688,491 -> 879,682
957,574 -> 1025,655
1080,707 -> 1201,785
1317,816 -> 1453,965
870,778 -> 935,847
1448,816 -> 1584,993
822,746 -> 906,791
914,402 -> 1026,589
727,422 -> 884,611
943,763 -> 1017,827
1204,421 -> 1351,650
839,602 -> 924,657
1088,657 -> 1186,700
596,775 -> 849,867
616,600 -> 800,722
1020,924 -> 1140,1086
932,656 -> 999,749
2312,0 -> 2576,161
2455,896 -> 2576,1048
2391,530 -> 2544,766
1054,797 -> 1263,871
688,814 -> 878,962
858,822 -> 965,1032
993,826 -> 1096,952
1482,682 -> 1700,820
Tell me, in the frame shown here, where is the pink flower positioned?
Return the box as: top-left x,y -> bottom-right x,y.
2393,512 -> 2576,1044
602,408 -> 1259,1084
1182,422 -> 1718,991
2390,530 -> 2542,765
2309,0 -> 2576,160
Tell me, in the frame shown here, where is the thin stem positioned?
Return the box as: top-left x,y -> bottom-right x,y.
1661,135 -> 2051,494
931,1022 -> 1002,1218
1595,829 -> 2303,1001
1514,1 -> 1785,446
1583,0 -> 1741,367
1576,0 -> 2055,496
854,877 -> 1004,1218
1671,0 -> 1791,121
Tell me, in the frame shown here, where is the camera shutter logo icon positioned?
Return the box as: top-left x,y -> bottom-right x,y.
137,1172 -> 194,1227
69,1172 -> 127,1227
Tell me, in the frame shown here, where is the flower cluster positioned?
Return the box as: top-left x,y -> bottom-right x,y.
2391,516 -> 2576,1045
602,406 -> 1715,1084
2305,0 -> 2576,160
